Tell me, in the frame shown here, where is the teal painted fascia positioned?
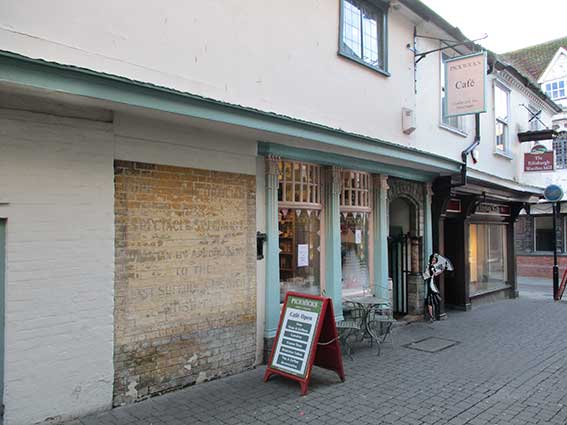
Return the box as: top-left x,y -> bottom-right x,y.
258,142 -> 436,182
0,50 -> 461,174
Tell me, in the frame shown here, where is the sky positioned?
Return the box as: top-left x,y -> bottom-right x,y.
421,0 -> 567,53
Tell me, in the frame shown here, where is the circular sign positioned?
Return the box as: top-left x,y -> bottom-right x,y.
544,184 -> 564,202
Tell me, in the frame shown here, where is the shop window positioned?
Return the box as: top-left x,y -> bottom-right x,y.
278,160 -> 322,303
278,161 -> 321,204
494,83 -> 510,154
469,224 -> 508,296
534,216 -> 554,252
340,171 -> 371,297
339,0 -> 388,74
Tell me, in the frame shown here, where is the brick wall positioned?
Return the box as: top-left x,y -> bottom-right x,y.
0,109 -> 115,425
517,255 -> 567,279
516,214 -> 567,278
114,161 -> 256,405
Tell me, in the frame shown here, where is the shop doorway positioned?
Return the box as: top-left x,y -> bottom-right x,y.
389,198 -> 414,315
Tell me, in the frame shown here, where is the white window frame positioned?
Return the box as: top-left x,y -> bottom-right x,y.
544,79 -> 566,101
440,51 -> 467,136
494,81 -> 512,158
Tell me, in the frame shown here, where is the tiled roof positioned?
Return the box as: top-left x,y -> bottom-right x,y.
501,37 -> 567,83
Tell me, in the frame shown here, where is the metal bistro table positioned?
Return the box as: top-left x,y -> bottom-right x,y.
339,296 -> 395,357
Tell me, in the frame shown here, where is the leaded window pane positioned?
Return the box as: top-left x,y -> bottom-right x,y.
341,0 -> 385,70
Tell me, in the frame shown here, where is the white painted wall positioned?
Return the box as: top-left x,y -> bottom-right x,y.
0,109 -> 115,425
0,0 -> 417,149
0,0 -> 554,191
113,111 -> 258,175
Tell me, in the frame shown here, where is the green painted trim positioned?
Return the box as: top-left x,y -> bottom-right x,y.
374,177 -> 390,301
258,142 -> 436,182
0,220 -> 5,408
264,163 -> 280,339
0,50 -> 460,174
325,169 -> 343,322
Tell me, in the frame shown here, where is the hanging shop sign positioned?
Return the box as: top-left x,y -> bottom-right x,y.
524,145 -> 554,172
444,51 -> 487,117
475,203 -> 511,216
264,292 -> 344,395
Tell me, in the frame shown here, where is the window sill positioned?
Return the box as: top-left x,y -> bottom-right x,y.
439,123 -> 468,138
338,51 -> 390,77
470,284 -> 511,298
493,149 -> 513,160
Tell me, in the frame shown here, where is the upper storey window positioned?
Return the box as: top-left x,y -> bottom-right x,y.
339,0 -> 388,75
494,82 -> 511,155
544,80 -> 566,101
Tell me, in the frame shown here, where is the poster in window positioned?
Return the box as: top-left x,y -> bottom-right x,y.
297,244 -> 309,267
355,229 -> 362,245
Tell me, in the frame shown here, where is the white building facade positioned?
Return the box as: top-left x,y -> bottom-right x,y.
0,1 -> 559,423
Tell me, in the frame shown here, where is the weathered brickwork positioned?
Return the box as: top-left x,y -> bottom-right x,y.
114,160 -> 256,405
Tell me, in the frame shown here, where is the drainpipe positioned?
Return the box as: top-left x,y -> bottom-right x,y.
455,113 -> 480,187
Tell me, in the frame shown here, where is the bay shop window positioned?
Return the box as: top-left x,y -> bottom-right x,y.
276,160 -> 377,303
278,161 -> 323,302
340,171 -> 372,297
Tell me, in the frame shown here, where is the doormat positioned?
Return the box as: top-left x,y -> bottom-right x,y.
404,337 -> 459,353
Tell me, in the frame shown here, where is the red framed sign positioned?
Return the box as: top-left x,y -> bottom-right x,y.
264,292 -> 345,395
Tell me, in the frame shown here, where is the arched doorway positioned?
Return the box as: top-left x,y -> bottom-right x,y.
389,197 -> 418,315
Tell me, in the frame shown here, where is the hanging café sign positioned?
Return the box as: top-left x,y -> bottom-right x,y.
524,144 -> 554,172
444,51 -> 487,117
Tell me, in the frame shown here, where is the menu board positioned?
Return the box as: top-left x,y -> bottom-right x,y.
264,292 -> 345,395
270,295 -> 322,377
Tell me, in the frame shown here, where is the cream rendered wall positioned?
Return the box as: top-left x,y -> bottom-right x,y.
0,109 -> 115,425
113,112 -> 258,175
0,0 -> 417,148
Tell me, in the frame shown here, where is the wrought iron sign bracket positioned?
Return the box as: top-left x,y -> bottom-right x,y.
407,28 -> 488,65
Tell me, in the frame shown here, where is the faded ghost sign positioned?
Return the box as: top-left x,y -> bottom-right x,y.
445,51 -> 487,117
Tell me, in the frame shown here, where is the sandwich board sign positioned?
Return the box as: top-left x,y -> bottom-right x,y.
264,292 -> 345,395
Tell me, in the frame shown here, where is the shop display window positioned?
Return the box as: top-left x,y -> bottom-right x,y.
278,208 -> 321,303
277,160 -> 323,303
469,224 -> 508,296
341,212 -> 370,296
340,171 -> 371,297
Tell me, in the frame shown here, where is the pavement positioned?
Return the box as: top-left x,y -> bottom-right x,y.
68,281 -> 567,425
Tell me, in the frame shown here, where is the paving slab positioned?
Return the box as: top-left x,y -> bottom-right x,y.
66,294 -> 567,425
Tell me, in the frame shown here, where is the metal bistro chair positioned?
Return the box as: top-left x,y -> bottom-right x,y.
337,301 -> 368,360
366,305 -> 396,356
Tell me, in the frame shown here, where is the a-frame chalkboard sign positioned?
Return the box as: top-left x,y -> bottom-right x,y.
263,292 -> 345,395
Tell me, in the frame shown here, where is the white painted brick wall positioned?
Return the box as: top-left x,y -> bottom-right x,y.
0,109 -> 115,425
